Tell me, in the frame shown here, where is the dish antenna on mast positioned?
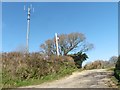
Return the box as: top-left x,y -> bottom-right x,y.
24,4 -> 34,53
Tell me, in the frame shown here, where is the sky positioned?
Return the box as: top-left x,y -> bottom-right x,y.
2,2 -> 118,63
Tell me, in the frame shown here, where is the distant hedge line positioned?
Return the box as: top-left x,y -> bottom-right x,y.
2,52 -> 76,87
114,56 -> 120,81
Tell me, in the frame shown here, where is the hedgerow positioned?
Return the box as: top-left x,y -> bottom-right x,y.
2,52 -> 76,87
114,56 -> 120,82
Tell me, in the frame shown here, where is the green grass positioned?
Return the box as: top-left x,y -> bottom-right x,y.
0,72 -> 2,89
2,66 -> 78,88
110,68 -> 120,89
111,76 -> 120,89
106,67 -> 115,71
111,76 -> 118,85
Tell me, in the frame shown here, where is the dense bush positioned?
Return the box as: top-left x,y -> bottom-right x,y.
115,56 -> 120,70
114,56 -> 120,81
2,52 -> 76,87
69,52 -> 88,68
84,58 -> 118,70
83,60 -> 105,70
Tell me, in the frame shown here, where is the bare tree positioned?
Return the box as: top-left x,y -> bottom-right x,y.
109,56 -> 118,64
40,32 -> 93,56
40,39 -> 56,56
14,45 -> 27,54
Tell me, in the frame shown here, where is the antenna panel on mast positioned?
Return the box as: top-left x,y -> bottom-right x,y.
24,5 -> 26,11
31,4 -> 34,13
30,4 -> 32,9
33,8 -> 34,13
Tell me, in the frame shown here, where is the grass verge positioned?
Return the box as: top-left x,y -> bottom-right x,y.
110,76 -> 120,89
109,68 -> 120,89
3,66 -> 79,88
106,67 -> 115,71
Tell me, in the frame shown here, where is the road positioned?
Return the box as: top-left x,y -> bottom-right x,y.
21,69 -> 117,88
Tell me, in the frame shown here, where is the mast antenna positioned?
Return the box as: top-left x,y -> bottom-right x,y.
24,4 -> 34,53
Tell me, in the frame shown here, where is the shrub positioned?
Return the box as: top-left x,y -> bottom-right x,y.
114,56 -> 120,81
83,60 -> 104,70
2,52 -> 76,87
69,52 -> 88,68
115,56 -> 120,70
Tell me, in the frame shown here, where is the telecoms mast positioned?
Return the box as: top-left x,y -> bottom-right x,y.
24,4 -> 34,53
55,33 -> 59,56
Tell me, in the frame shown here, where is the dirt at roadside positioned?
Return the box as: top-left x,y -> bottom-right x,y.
20,69 -> 118,88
